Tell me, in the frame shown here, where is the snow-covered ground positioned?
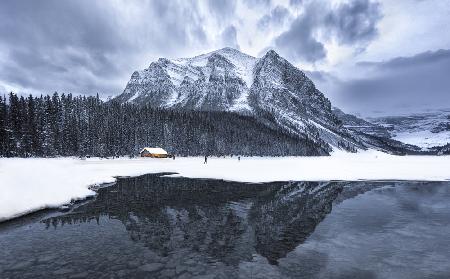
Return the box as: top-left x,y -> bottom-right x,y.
1,150 -> 450,222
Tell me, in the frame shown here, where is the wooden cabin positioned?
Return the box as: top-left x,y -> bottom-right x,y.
140,147 -> 170,158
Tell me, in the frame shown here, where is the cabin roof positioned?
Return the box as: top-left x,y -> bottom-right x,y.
140,147 -> 168,154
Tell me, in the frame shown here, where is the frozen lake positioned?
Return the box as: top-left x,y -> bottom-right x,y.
1,174 -> 450,278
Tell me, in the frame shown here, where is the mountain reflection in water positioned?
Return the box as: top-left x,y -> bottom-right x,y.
43,174 -> 346,265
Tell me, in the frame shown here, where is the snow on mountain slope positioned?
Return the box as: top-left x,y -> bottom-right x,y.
174,47 -> 257,87
116,47 -> 257,112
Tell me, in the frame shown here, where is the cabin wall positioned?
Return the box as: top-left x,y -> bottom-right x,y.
141,153 -> 169,158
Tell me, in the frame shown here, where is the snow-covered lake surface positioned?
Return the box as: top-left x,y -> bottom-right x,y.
1,150 -> 450,221
1,176 -> 449,278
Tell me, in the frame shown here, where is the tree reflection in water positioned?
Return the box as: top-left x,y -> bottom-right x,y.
43,174 -> 379,265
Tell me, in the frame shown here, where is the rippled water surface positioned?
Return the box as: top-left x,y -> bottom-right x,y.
1,174 -> 450,278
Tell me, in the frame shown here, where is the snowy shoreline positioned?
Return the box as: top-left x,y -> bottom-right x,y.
1,150 -> 450,222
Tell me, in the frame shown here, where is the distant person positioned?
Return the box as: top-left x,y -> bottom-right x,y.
173,155 -> 175,160
204,156 -> 208,164
238,156 -> 241,162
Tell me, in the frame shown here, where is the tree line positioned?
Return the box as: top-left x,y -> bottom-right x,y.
0,92 -> 326,157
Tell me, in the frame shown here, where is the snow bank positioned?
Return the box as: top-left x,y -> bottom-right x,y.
1,151 -> 450,221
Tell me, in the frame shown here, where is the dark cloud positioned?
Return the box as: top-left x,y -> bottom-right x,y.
275,7 -> 326,63
275,0 -> 382,63
0,0 -> 208,96
358,49 -> 450,69
311,49 -> 450,115
0,1 -> 124,52
257,6 -> 290,30
0,0 -> 125,95
220,25 -> 240,50
325,0 -> 382,45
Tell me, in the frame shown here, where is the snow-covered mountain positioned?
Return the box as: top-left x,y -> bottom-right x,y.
368,109 -> 450,150
332,107 -> 423,154
114,47 -> 420,154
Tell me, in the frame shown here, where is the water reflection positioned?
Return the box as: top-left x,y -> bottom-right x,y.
1,176 -> 449,278
43,175 -> 347,265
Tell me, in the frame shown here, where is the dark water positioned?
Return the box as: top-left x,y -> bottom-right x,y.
1,175 -> 450,278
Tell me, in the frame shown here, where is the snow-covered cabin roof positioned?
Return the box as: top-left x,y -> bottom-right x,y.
140,147 -> 168,155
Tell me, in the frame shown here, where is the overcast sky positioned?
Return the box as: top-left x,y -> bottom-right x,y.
1,0 -> 449,116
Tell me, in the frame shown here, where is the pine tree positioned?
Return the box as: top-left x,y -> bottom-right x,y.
8,93 -> 22,155
0,95 -> 7,156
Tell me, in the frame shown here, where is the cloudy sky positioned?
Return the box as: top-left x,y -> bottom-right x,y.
0,0 -> 449,116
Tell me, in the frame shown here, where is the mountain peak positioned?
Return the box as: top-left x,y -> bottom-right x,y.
264,49 -> 280,58
212,47 -> 256,61
217,46 -> 241,53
